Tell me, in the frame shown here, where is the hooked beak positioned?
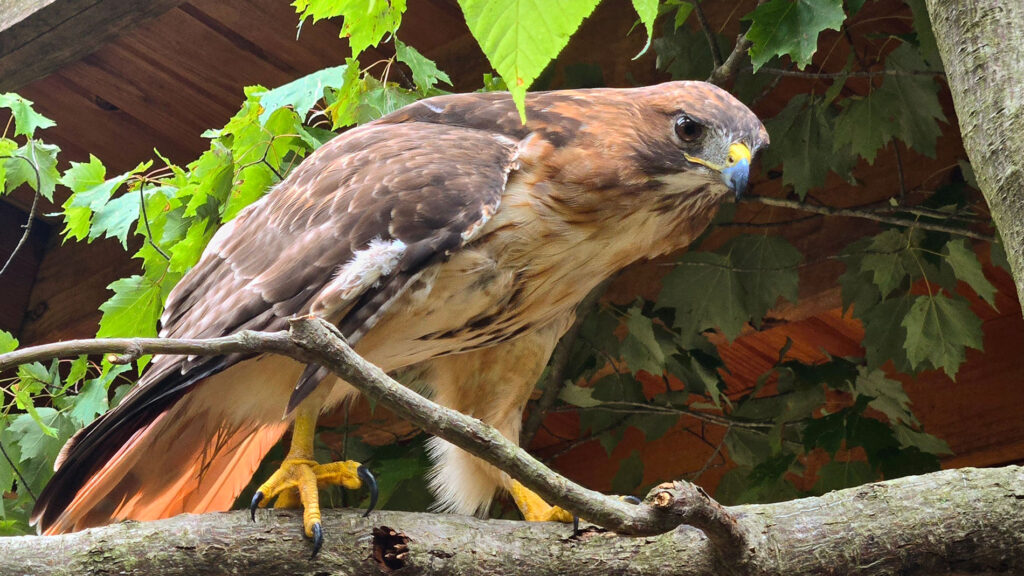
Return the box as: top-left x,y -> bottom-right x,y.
685,142 -> 753,200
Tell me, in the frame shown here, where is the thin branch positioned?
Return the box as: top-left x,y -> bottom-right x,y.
746,195 -> 994,242
693,1 -> 723,68
755,66 -> 945,79
0,331 -> 293,372
521,280 -> 610,447
0,155 -> 42,277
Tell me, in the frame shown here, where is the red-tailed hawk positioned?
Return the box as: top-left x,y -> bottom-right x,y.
32,81 -> 767,553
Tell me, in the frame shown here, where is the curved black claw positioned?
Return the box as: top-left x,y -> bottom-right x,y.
572,515 -> 580,536
358,465 -> 378,517
249,490 -> 264,521
310,522 -> 323,558
622,495 -> 642,505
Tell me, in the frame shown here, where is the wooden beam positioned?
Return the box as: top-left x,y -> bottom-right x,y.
0,0 -> 186,92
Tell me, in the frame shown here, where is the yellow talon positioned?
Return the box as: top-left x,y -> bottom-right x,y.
510,480 -> 575,523
248,405 -> 378,557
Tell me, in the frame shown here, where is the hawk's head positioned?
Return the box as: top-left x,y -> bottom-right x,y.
385,80 -> 767,201
623,81 -> 769,201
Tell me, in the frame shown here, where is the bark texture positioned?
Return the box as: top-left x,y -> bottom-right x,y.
2,466 -> 1022,576
925,0 -> 1024,309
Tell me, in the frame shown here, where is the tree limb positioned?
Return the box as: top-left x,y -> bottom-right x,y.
1,466 -> 1021,575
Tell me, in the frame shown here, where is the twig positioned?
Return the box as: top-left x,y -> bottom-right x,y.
137,180 -> 170,261
0,441 -> 36,501
520,280 -> 610,447
706,0 -> 768,86
746,195 -> 993,242
693,1 -> 723,68
0,155 -> 42,277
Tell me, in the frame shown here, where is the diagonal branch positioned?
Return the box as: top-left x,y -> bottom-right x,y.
0,317 -> 749,562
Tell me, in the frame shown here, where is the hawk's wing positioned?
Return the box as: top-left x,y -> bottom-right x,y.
32,119 -> 521,532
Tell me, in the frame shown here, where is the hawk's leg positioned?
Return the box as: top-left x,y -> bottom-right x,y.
249,403 -> 377,556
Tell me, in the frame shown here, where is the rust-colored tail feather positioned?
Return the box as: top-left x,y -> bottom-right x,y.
32,355 -> 301,534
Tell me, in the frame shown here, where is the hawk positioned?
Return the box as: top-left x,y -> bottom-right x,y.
32,81 -> 767,552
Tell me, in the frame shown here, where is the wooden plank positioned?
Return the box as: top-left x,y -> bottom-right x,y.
0,0 -> 186,91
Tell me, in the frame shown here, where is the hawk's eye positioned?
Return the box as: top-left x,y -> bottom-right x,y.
674,115 -> 703,143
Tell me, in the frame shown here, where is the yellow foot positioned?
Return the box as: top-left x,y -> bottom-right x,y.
249,458 -> 377,557
510,480 -> 574,523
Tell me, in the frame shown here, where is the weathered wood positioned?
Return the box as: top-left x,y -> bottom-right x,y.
0,0 -> 186,92
2,467 -> 1022,576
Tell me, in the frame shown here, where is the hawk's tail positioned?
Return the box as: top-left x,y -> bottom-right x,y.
31,355 -> 302,534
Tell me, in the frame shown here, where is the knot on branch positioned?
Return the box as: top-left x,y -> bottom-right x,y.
644,480 -> 753,569
107,343 -> 144,365
372,526 -> 410,572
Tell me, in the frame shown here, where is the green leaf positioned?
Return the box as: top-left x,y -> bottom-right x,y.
943,239 -> 997,309
611,451 -> 644,495
97,275 -> 165,339
859,229 -> 909,298
559,383 -> 602,408
761,94 -> 854,197
169,219 -> 214,273
854,367 -> 916,426
725,428 -> 773,468
745,0 -> 846,71
621,304 -> 665,376
904,0 -> 942,68
0,93 -> 56,138
224,164 -> 276,221
356,84 -> 420,123
92,193 -> 141,248
4,140 -> 60,201
293,0 -> 407,58
659,252 -> 747,340
0,330 -> 17,353
901,293 -> 983,377
727,235 -> 801,324
628,413 -> 678,442
0,138 -> 16,188
394,40 -> 451,93
458,0 -> 601,121
880,44 -> 944,157
257,65 -> 349,124
894,424 -> 951,455
7,410 -> 62,461
861,295 -> 913,372
630,0 -> 659,58
833,86 -> 900,164
67,377 -> 109,427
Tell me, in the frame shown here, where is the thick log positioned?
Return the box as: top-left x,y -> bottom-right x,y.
1,466 -> 1022,576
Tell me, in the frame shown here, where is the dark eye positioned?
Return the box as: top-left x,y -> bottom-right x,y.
674,115 -> 703,143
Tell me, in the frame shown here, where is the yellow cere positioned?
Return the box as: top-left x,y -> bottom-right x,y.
685,142 -> 751,172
